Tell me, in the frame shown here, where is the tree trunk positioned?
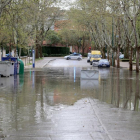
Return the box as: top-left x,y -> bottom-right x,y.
112,50 -> 115,67
82,48 -> 85,56
117,45 -> 120,68
102,47 -> 105,58
82,36 -> 85,55
19,48 -> 21,58
110,56 -> 112,66
36,46 -> 39,59
107,51 -> 109,60
124,47 -> 129,59
136,47 -> 139,73
129,47 -> 133,71
40,46 -> 42,58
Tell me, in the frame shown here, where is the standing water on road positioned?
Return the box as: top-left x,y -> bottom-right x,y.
0,67 -> 140,140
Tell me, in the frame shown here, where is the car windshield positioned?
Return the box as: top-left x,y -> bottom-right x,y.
91,55 -> 101,58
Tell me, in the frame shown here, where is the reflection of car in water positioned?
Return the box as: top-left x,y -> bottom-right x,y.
87,53 -> 91,63
98,68 -> 110,79
98,59 -> 110,67
64,53 -> 82,60
90,50 -> 102,65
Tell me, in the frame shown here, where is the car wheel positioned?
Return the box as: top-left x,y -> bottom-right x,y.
77,58 -> 81,61
67,57 -> 70,60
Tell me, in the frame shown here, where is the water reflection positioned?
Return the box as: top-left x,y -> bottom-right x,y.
134,73 -> 140,111
0,67 -> 140,133
80,70 -> 99,89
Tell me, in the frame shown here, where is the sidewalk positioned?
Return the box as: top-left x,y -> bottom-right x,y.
24,57 -> 57,69
118,61 -> 140,70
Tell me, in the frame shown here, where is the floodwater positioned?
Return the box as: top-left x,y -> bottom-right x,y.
0,67 -> 140,139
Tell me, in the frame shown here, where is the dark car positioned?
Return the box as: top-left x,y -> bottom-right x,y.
98,59 -> 110,67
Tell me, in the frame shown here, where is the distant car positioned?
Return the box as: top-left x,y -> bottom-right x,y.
119,54 -> 124,59
6,53 -> 13,57
87,53 -> 91,63
98,59 -> 110,67
64,53 -> 82,60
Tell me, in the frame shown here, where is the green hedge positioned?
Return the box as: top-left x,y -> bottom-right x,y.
43,54 -> 66,57
6,47 -> 28,56
120,59 -> 129,62
42,46 -> 69,56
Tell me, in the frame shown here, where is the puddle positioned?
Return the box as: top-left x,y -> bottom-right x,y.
0,67 -> 139,133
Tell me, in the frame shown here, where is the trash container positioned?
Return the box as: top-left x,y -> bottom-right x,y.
18,59 -> 24,74
17,61 -> 20,74
10,62 -> 14,75
2,57 -> 18,75
2,57 -> 11,61
0,61 -> 11,77
11,57 -> 18,75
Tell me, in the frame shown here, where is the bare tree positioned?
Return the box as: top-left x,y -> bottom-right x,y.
122,0 -> 140,72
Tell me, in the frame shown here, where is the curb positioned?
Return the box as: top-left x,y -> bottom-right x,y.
42,59 -> 56,68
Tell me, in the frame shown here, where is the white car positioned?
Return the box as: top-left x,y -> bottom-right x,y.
119,54 -> 124,59
64,53 -> 82,60
98,59 -> 110,67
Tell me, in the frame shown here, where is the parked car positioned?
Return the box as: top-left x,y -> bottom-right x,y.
87,53 -> 91,63
5,53 -> 13,57
119,54 -> 124,59
98,59 -> 110,67
64,53 -> 82,60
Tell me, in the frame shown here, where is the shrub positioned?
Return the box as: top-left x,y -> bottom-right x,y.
42,46 -> 69,55
121,59 -> 129,62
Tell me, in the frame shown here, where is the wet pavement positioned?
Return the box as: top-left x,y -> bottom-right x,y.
0,58 -> 140,140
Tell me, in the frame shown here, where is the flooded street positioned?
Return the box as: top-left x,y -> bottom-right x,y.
0,66 -> 140,140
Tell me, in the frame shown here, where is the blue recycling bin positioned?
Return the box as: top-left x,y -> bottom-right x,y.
1,57 -> 11,61
2,57 -> 18,75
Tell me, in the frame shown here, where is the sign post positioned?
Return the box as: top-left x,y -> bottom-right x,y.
32,50 -> 35,68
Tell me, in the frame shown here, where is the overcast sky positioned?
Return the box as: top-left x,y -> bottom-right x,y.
57,0 -> 76,10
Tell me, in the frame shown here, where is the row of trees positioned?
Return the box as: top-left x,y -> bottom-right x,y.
0,0 -> 140,72
0,0 -> 67,58
64,0 -> 140,72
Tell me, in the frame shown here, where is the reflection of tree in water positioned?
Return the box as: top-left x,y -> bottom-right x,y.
123,71 -> 133,109
116,68 -> 120,108
116,71 -> 140,111
106,68 -> 140,111
134,73 -> 140,111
